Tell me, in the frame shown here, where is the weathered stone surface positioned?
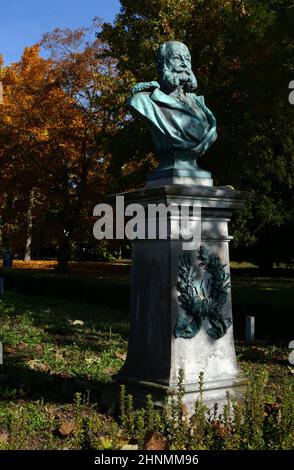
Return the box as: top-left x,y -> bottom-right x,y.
145,175 -> 213,188
115,185 -> 250,412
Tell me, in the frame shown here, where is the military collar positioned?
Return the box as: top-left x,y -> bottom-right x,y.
150,87 -> 205,120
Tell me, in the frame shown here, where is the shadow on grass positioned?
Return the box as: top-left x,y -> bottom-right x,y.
1,340 -> 290,411
1,355 -> 118,411
0,290 -> 292,409
0,292 -> 129,350
235,341 -> 290,366
230,267 -> 294,279
0,293 -> 127,408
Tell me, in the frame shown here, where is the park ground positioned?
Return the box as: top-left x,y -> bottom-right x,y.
0,261 -> 293,449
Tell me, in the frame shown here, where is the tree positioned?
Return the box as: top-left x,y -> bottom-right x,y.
100,0 -> 294,268
0,23 -> 120,269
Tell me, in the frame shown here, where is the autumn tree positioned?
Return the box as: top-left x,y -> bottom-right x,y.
0,46 -> 48,258
0,22 -> 122,269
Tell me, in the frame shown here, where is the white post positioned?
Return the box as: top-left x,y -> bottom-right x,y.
0,342 -> 3,366
289,340 -> 294,365
245,316 -> 255,344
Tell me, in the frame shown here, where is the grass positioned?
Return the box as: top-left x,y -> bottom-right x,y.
0,293 -> 128,402
0,293 -> 129,449
0,292 -> 293,449
2,262 -> 293,342
231,273 -> 294,342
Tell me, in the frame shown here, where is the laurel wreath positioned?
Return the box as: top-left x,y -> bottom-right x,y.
174,246 -> 232,340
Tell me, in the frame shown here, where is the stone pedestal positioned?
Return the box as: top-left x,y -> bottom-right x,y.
116,185 -> 250,412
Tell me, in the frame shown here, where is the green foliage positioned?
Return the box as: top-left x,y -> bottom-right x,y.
0,398 -> 122,450
118,369 -> 294,450
190,372 -> 210,449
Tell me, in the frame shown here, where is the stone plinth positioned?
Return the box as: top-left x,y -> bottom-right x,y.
115,185 -> 250,412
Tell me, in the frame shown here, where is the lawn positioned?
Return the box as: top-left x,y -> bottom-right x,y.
0,292 -> 293,450
0,293 -> 129,450
2,261 -> 293,342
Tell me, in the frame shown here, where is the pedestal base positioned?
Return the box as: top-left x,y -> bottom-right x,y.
146,164 -> 213,188
111,184 -> 250,413
116,374 -> 248,413
145,176 -> 213,188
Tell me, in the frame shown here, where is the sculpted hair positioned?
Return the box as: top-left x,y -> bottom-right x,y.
156,42 -> 169,72
156,41 -> 198,92
157,41 -> 183,73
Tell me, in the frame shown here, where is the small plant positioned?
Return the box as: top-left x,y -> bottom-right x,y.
117,368 -> 294,450
119,385 -> 126,427
125,394 -> 136,438
135,409 -> 146,448
189,372 -> 210,450
146,394 -> 154,431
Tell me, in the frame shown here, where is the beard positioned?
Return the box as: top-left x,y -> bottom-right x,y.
161,64 -> 198,92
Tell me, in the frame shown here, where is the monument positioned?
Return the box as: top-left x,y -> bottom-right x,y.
115,41 -> 249,411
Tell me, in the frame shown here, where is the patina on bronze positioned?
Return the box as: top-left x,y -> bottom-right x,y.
128,41 -> 217,183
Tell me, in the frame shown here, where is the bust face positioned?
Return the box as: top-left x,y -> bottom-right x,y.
158,41 -> 197,92
165,43 -> 192,75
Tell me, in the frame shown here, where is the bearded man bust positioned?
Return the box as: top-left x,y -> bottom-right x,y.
128,41 -> 217,186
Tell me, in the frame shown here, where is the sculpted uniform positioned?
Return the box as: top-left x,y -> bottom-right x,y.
128,82 -> 217,160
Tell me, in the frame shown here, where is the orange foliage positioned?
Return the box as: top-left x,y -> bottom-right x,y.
12,259 -> 131,279
0,24 -> 124,266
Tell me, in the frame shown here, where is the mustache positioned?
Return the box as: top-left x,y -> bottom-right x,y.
161,65 -> 198,92
173,67 -> 192,74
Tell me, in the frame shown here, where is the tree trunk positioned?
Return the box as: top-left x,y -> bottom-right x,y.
56,158 -> 89,272
24,189 -> 34,261
57,235 -> 72,272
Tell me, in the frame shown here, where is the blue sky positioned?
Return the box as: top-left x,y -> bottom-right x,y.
0,0 -> 121,65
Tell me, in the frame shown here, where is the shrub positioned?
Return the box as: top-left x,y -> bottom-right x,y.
118,370 -> 294,450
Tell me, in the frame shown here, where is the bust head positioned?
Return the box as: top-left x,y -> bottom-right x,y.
156,41 -> 198,92
128,40 -> 217,183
